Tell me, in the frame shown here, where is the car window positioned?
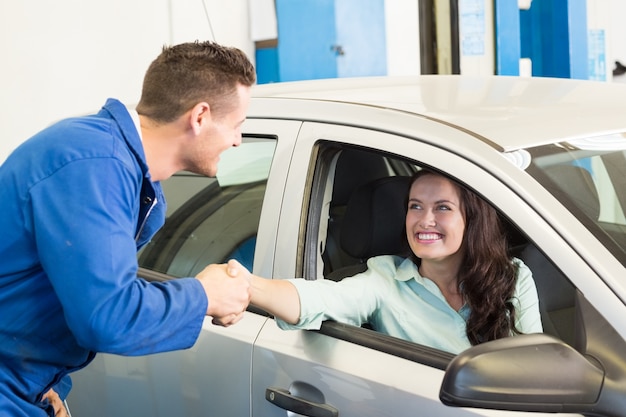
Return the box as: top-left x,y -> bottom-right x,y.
524,135 -> 626,266
305,143 -> 585,360
300,144 -> 457,365
138,137 -> 276,277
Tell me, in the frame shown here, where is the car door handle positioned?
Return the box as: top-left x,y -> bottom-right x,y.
265,387 -> 338,417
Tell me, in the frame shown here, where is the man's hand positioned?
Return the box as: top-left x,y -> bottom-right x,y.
195,260 -> 251,326
42,389 -> 69,417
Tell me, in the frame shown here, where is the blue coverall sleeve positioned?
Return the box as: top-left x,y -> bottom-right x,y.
29,157 -> 207,355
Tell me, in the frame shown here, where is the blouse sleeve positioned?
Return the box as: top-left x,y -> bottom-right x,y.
275,256 -> 400,331
512,258 -> 544,334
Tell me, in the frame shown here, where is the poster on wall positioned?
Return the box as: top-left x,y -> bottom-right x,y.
588,29 -> 606,81
460,0 -> 485,56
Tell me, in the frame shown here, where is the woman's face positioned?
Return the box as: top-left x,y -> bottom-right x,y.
405,174 -> 466,264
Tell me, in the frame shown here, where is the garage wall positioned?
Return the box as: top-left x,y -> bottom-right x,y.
2,0 -> 626,162
608,0 -> 626,83
609,0 -> 626,62
0,0 -> 253,163
384,0 -> 421,76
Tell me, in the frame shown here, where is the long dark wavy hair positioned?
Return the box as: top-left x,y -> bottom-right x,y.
408,170 -> 521,345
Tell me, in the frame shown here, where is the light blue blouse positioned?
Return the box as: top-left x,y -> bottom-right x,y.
276,255 -> 543,354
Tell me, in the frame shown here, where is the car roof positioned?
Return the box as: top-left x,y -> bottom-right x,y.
251,75 -> 626,151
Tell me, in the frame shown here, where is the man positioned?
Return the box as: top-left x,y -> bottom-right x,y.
0,41 -> 255,416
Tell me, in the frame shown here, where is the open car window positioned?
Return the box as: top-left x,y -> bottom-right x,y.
138,137 -> 276,277
307,143 -> 580,364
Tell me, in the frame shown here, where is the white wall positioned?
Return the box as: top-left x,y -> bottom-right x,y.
609,0 -> 626,63
0,0 -> 253,163
608,0 -> 626,83
384,0 -> 421,76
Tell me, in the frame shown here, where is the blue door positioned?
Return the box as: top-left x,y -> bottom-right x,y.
335,0 -> 387,78
257,0 -> 386,83
276,0 -> 338,81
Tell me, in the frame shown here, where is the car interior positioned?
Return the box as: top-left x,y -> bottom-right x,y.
138,178 -> 266,277
318,146 -> 580,349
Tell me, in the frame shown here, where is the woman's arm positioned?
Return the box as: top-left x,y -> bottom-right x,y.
513,259 -> 543,333
249,273 -> 301,324
224,259 -> 301,324
227,256 -> 397,330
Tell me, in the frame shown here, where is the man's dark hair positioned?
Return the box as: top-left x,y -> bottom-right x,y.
137,40 -> 256,123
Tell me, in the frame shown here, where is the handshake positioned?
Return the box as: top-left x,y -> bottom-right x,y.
195,259 -> 254,327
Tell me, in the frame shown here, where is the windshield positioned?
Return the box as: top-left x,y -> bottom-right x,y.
519,134 -> 626,266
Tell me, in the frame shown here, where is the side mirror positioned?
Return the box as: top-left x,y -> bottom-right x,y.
440,334 -> 603,414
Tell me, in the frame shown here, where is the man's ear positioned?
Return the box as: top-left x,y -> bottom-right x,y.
190,102 -> 211,135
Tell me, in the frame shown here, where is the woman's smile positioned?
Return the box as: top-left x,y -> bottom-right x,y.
415,232 -> 444,242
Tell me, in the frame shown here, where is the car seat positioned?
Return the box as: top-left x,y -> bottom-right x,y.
325,176 -> 411,281
322,150 -> 389,275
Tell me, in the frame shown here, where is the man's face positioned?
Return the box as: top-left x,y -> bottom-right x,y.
185,84 -> 251,177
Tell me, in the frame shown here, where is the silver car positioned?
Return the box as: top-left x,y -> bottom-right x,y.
69,75 -> 626,417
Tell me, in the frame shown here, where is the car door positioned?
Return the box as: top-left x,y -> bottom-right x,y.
249,120 -> 593,417
67,119 -> 302,417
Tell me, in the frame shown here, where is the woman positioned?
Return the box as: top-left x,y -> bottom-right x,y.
240,170 -> 542,354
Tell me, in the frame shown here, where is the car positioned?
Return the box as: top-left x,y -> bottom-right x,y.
68,75 -> 626,417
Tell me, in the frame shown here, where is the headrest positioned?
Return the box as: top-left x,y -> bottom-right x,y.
544,165 -> 600,220
332,149 -> 389,206
340,176 -> 411,259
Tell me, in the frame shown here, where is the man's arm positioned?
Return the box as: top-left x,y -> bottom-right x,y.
195,262 -> 251,326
